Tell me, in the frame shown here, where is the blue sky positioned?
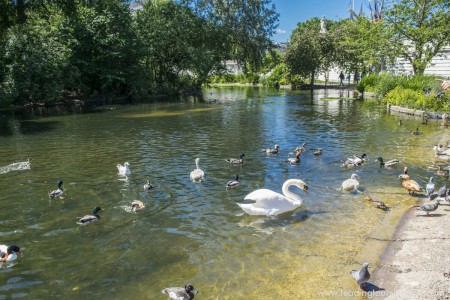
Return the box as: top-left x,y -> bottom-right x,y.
272,0 -> 372,42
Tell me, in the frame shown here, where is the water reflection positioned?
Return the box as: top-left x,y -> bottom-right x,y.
0,87 -> 445,299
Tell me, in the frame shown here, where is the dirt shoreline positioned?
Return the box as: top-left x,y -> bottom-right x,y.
370,152 -> 450,299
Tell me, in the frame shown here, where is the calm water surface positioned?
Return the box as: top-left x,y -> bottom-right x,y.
0,87 -> 445,299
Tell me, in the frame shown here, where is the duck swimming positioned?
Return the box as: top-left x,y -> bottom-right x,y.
225,153 -> 245,165
237,179 -> 308,216
286,150 -> 301,164
117,162 -> 131,176
341,173 -> 360,192
77,207 -> 102,225
0,245 -> 23,262
263,144 -> 280,154
314,148 -> 323,155
190,158 -> 204,182
161,284 -> 198,300
144,180 -> 154,190
131,200 -> 145,212
49,180 -> 64,199
226,174 -> 240,189
412,127 -> 419,135
376,157 -> 401,168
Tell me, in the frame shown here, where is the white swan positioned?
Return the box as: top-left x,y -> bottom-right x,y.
341,173 -> 360,192
190,158 -> 204,181
117,162 -> 131,176
237,179 -> 308,216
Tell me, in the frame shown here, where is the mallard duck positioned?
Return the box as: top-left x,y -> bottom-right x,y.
237,179 -> 308,216
161,284 -> 198,300
341,173 -> 360,192
285,150 -> 301,164
263,144 -> 280,154
343,153 -> 367,168
376,157 -> 400,168
426,177 -> 435,199
49,180 -> 64,199
226,174 -> 240,189
117,162 -> 131,176
313,148 -> 323,155
190,158 -> 204,182
399,173 -> 422,195
351,262 -> 370,289
412,127 -> 419,135
77,207 -> 102,225
225,153 -> 245,165
131,200 -> 145,212
144,180 -> 154,190
0,245 -> 23,262
436,165 -> 449,177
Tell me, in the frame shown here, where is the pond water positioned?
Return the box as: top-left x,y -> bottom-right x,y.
0,87 -> 446,299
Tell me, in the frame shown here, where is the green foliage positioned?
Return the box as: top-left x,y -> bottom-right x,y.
1,14 -> 73,105
383,86 -> 450,111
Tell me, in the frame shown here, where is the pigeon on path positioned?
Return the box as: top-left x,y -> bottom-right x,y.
351,262 -> 370,289
418,200 -> 440,216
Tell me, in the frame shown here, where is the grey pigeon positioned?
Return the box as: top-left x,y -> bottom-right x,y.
162,284 -> 198,300
351,262 -> 370,289
426,177 -> 435,199
419,200 -> 440,216
437,185 -> 447,198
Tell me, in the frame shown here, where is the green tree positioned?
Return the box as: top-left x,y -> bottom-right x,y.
384,0 -> 450,75
285,18 -> 336,90
180,0 -> 279,72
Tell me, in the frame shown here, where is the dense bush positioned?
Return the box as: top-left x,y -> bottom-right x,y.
383,86 -> 450,111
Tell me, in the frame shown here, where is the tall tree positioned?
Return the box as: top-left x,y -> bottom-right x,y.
384,0 -> 450,75
285,18 -> 336,90
179,0 -> 279,72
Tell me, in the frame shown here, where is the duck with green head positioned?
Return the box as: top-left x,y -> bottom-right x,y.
77,207 -> 102,225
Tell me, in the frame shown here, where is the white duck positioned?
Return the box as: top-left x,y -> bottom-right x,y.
226,174 -> 240,189
341,173 -> 360,192
117,162 -> 131,176
237,179 -> 308,216
190,158 -> 204,182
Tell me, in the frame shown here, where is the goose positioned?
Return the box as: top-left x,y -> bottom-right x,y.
376,157 -> 401,168
225,153 -> 245,165
412,127 -> 419,135
313,148 -> 323,155
226,174 -> 240,189
237,179 -> 308,216
117,162 -> 131,176
351,262 -> 370,289
77,207 -> 102,225
49,180 -> 64,199
341,173 -> 360,192
190,158 -> 204,182
161,284 -> 198,300
426,177 -> 435,199
0,245 -> 23,262
399,173 -> 422,195
144,180 -> 154,190
263,144 -> 280,154
286,150 -> 301,164
131,200 -> 145,212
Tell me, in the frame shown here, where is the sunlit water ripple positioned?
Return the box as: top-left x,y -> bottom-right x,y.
0,87 -> 445,299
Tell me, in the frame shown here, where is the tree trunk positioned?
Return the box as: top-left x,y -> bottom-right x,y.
15,0 -> 27,24
310,71 -> 315,93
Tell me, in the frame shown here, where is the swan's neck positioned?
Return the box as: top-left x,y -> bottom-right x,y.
282,179 -> 305,204
196,161 -> 200,169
